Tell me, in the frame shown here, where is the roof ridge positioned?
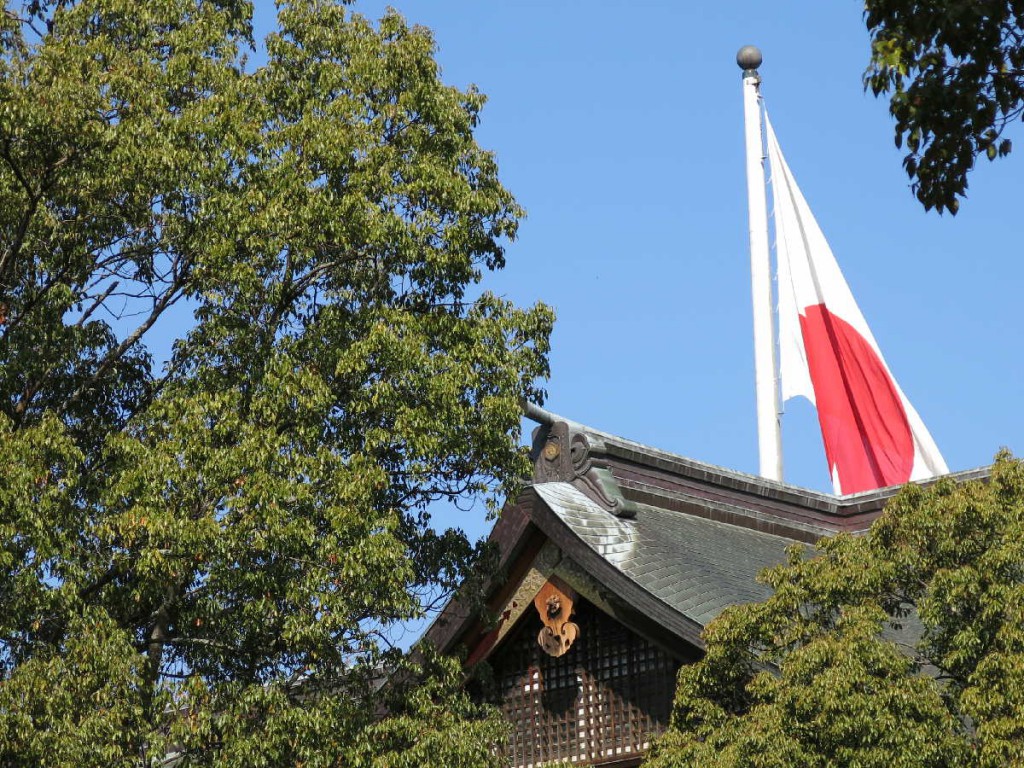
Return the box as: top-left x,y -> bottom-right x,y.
525,403 -> 990,502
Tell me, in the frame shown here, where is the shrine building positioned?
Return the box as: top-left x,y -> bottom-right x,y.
423,405 -> 986,768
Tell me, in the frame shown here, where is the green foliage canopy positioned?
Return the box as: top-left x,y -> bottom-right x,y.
865,0 -> 1024,213
0,0 -> 553,765
647,454 -> 1024,768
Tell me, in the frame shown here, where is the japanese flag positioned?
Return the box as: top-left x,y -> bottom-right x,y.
765,113 -> 948,494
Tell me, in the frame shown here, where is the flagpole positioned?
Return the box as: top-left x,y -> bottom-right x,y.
738,45 -> 783,482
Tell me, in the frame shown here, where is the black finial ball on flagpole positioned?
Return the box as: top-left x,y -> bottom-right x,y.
736,45 -> 762,72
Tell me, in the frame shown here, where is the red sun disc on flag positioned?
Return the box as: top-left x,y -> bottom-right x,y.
799,304 -> 914,493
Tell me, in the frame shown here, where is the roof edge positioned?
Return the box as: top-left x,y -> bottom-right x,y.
526,406 -> 990,512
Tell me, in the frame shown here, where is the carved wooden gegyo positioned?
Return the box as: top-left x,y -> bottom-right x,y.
533,577 -> 578,657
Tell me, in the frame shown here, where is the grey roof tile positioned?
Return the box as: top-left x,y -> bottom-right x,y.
534,482 -> 793,628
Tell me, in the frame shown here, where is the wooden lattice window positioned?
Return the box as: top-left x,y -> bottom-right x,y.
486,598 -> 679,767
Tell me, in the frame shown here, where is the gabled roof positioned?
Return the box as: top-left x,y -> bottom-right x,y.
425,407 -> 988,660
534,482 -> 786,630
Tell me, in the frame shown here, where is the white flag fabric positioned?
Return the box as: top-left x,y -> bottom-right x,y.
765,112 -> 948,494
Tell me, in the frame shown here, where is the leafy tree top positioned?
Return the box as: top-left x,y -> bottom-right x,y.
865,0 -> 1024,213
648,453 -> 1024,768
0,1 -> 552,765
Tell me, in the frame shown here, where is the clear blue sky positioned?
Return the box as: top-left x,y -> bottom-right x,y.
246,2 -> 1020,520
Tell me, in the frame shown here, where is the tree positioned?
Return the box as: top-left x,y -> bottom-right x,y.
864,0 -> 1024,214
646,453 -> 1024,768
0,1 -> 553,765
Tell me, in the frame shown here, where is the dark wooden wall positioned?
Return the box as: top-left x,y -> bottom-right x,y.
482,599 -> 681,767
